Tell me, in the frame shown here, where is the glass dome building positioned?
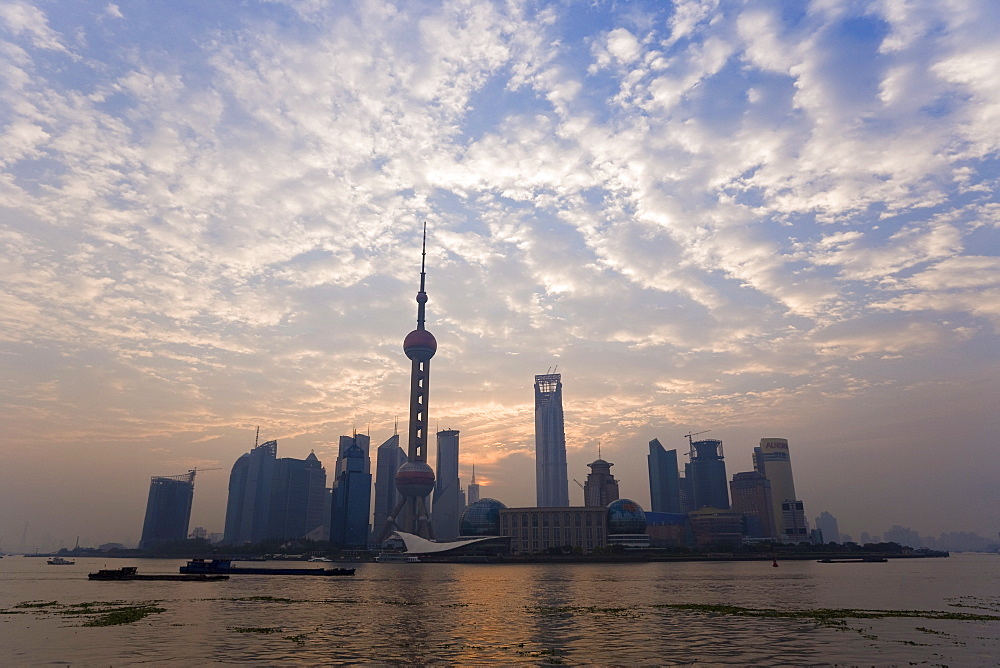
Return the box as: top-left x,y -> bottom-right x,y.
607,498 -> 647,535
459,498 -> 507,536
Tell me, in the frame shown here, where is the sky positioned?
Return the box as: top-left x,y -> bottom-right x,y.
1,0 -> 998,551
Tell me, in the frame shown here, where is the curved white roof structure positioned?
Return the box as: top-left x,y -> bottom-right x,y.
392,531 -> 505,555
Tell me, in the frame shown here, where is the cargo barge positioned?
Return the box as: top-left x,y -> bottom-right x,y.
89,566 -> 229,581
180,558 -> 355,576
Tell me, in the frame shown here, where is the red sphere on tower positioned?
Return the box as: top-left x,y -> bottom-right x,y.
403,328 -> 437,362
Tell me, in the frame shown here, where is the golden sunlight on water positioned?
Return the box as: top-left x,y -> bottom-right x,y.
1,554 -> 998,665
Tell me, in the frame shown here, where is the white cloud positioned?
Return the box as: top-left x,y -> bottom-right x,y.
0,0 -> 998,542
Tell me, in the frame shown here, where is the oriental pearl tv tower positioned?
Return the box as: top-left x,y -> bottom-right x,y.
379,224 -> 437,541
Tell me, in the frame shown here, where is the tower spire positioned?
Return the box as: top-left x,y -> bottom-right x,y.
416,221 -> 427,330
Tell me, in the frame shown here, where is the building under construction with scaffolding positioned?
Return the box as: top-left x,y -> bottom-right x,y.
139,471 -> 196,548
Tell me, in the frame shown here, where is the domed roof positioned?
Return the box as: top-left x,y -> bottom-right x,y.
459,498 -> 507,536
607,498 -> 646,535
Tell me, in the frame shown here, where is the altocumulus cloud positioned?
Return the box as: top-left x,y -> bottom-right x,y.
0,0 -> 997,544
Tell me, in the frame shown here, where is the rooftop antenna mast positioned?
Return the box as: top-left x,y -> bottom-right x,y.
254,426 -> 260,448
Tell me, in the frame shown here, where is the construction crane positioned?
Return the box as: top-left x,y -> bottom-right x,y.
573,479 -> 585,490
682,430 -> 711,458
683,430 -> 711,445
187,467 -> 221,486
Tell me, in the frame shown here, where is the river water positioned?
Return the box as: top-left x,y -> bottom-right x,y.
1,553 -> 998,665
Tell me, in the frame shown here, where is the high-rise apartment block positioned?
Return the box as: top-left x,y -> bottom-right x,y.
433,429 -> 466,541
729,471 -> 777,538
687,439 -> 730,510
647,438 -> 681,514
535,373 -> 569,508
583,457 -> 619,507
140,472 -> 195,548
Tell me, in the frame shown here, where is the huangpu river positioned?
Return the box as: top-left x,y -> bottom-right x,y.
2,553 -> 998,665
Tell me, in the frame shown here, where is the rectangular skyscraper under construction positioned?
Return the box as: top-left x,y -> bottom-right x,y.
534,373 -> 569,508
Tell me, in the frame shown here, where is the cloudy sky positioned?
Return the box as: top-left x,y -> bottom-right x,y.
1,0 -> 997,550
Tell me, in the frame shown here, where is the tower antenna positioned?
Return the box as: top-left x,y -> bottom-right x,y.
255,426 -> 259,448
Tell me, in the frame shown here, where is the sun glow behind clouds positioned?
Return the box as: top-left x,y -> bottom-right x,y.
0,0 -> 998,546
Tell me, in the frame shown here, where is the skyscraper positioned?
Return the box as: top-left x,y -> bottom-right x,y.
139,471 -> 195,548
433,429 -> 465,541
467,463 -> 481,505
687,439 -> 730,510
583,457 -> 619,507
781,500 -> 809,542
753,438 -> 797,536
371,433 -> 407,542
336,433 -> 371,477
223,439 -> 277,545
729,471 -> 777,538
815,510 -> 841,544
330,441 -> 372,548
379,225 -> 437,540
266,451 -> 327,541
534,372 -> 569,508
647,438 -> 681,514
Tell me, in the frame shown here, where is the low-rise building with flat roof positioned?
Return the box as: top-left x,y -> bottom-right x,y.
500,507 -> 607,554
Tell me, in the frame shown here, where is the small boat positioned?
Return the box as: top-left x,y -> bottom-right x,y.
375,552 -> 420,563
47,556 -> 75,565
817,557 -> 888,563
89,566 -> 229,581
308,556 -> 333,562
180,558 -> 355,576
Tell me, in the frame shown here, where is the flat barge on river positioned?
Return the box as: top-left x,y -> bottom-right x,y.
89,566 -> 229,581
180,558 -> 355,576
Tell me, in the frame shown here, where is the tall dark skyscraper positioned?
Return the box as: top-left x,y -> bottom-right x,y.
380,225 -> 437,540
267,451 -> 327,541
139,471 -> 195,548
331,439 -> 372,548
371,433 -> 406,542
223,439 -> 277,545
534,372 -> 569,507
687,439 -> 730,510
433,429 -> 465,541
647,438 -> 681,514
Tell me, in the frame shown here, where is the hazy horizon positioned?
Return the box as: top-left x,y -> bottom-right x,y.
1,0 -> 998,551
